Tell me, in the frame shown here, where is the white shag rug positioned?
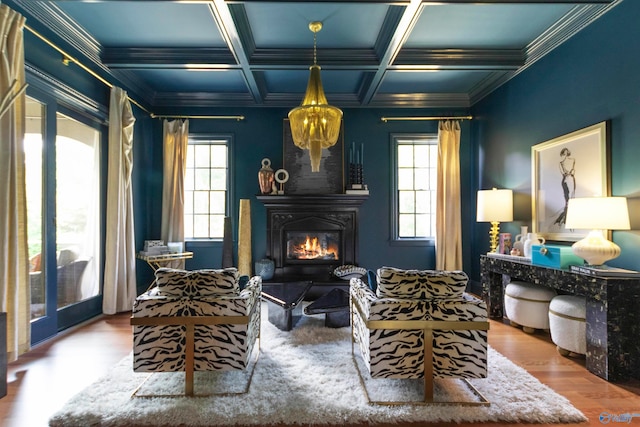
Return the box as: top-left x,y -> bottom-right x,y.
50,304 -> 587,426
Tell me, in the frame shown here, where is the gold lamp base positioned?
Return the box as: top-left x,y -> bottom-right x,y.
488,221 -> 500,253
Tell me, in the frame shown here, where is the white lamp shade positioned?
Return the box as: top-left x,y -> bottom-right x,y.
565,197 -> 630,230
477,188 -> 513,222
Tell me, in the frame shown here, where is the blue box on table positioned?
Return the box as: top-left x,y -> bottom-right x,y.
531,244 -> 584,269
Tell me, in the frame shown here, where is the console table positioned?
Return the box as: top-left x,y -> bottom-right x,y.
480,254 -> 640,381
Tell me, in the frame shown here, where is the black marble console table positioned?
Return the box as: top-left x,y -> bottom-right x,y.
480,254 -> 640,381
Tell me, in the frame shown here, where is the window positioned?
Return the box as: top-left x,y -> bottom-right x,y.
184,136 -> 231,239
392,134 -> 438,241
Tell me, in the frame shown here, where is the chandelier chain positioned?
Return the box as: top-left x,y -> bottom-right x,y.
313,31 -> 317,65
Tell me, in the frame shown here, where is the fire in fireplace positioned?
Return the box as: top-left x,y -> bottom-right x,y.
286,232 -> 340,261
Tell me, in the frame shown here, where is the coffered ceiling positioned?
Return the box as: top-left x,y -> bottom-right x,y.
13,0 -> 621,110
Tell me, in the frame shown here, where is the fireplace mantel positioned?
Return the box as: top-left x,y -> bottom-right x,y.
256,194 -> 369,208
256,194 -> 368,288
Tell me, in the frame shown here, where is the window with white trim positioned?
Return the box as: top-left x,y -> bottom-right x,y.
392,134 -> 438,240
184,136 -> 231,239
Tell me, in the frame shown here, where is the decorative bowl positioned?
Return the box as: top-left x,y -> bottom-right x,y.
333,265 -> 367,280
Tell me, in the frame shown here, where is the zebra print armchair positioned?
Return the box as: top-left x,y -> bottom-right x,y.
131,267 -> 261,396
350,267 -> 489,405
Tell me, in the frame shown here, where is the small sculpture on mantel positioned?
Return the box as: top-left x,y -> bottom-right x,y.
258,158 -> 275,195
347,141 -> 369,195
274,169 -> 289,195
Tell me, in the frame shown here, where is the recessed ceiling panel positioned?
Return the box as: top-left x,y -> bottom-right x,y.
379,70 -> 493,94
244,3 -> 388,49
406,4 -> 575,49
133,69 -> 248,93
263,69 -> 364,94
56,2 -> 225,48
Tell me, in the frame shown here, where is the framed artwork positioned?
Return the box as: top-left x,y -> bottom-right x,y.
531,121 -> 610,242
282,119 -> 344,195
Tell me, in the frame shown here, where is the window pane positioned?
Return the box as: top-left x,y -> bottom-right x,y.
415,191 -> 430,214
399,191 -> 415,213
210,169 -> 226,190
193,191 -> 209,214
193,215 -> 209,237
184,168 -> 194,192
414,145 -> 430,168
397,169 -> 414,190
25,98 -> 45,319
211,145 -> 226,168
184,190 -> 193,214
397,145 -> 414,167
210,215 -> 224,237
194,145 -> 210,167
209,191 -> 226,214
398,214 -> 415,237
184,215 -> 194,237
55,112 -> 101,309
415,214 -> 431,237
194,168 -> 209,190
414,168 -> 429,190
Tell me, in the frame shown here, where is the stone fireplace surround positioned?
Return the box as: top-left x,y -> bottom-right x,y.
256,194 -> 368,297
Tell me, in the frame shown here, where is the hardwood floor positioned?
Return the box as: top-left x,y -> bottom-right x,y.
1,312 -> 639,427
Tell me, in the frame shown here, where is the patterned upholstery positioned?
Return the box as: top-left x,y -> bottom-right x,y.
131,273 -> 261,384
350,274 -> 488,381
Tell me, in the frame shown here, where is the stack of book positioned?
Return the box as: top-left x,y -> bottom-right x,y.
569,264 -> 640,277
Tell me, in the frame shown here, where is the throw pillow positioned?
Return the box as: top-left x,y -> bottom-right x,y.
375,266 -> 468,299
366,270 -> 378,292
155,267 -> 239,297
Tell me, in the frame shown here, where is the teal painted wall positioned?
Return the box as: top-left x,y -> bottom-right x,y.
137,107 -> 473,291
470,0 -> 640,281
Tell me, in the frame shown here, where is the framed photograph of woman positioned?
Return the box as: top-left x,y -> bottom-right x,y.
531,121 -> 610,242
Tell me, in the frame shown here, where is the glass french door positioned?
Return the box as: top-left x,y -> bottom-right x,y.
25,95 -> 103,344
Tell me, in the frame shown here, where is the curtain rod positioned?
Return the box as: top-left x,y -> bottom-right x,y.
26,24 -> 244,122
150,114 -> 245,121
380,115 -> 473,122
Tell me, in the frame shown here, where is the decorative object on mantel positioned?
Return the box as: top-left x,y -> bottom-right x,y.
258,158 -> 275,195
333,264 -> 367,280
476,188 -> 513,253
288,21 -> 343,173
347,141 -> 369,195
274,168 -> 289,195
565,196 -> 630,266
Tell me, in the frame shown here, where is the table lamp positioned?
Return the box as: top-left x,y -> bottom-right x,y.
565,196 -> 630,266
477,188 -> 513,253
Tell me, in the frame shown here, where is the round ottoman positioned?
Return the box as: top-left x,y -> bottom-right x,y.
549,295 -> 586,357
504,281 -> 556,333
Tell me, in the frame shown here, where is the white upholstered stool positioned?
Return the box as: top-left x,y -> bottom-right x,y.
504,281 -> 556,333
549,295 -> 587,356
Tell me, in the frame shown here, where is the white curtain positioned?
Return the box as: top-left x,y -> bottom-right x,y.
161,119 -> 189,269
436,120 -> 463,271
103,87 -> 137,314
0,4 -> 30,362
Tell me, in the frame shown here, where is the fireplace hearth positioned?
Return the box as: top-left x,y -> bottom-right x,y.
257,195 -> 368,289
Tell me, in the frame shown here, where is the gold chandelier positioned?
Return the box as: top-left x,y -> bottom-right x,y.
288,21 -> 343,173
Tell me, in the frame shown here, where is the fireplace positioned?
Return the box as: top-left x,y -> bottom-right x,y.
257,195 -> 368,284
